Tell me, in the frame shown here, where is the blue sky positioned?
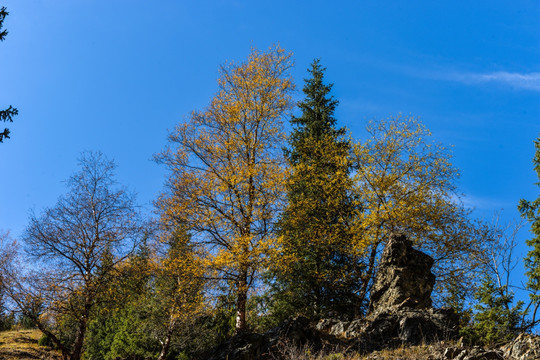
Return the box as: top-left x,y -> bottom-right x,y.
1,1 -> 539,292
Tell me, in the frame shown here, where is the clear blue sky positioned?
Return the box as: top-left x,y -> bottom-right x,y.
1,1 -> 539,291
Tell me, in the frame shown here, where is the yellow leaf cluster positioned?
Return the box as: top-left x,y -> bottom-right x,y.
352,115 -> 482,299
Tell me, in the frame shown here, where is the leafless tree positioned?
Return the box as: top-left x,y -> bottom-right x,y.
0,231 -> 18,322
481,214 -> 524,292
14,151 -> 146,360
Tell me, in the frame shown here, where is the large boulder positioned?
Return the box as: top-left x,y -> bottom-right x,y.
369,233 -> 436,313
360,307 -> 458,348
316,307 -> 458,351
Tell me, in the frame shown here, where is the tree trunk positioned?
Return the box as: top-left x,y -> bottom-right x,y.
157,316 -> 176,360
235,276 -> 248,333
69,319 -> 87,360
70,295 -> 92,360
33,317 -> 70,360
157,334 -> 172,360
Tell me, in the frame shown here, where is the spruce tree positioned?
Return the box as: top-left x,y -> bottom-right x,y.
461,276 -> 524,345
519,134 -> 540,321
0,7 -> 18,143
273,60 -> 362,320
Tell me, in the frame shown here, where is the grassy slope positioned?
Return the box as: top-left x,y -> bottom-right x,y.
0,329 -> 61,360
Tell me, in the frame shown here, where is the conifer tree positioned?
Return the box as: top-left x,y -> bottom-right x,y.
518,134 -> 540,324
461,276 -> 524,345
0,7 -> 17,143
273,60 -> 363,319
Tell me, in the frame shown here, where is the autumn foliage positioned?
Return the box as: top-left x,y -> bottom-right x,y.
155,45 -> 295,332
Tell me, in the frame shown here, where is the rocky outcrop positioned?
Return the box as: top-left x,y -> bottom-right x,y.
502,333 -> 540,360
369,233 -> 436,312
316,305 -> 458,351
207,233 -> 460,359
442,346 -> 504,360
316,233 -> 458,351
363,233 -> 457,347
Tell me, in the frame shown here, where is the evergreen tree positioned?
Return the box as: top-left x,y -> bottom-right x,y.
461,276 -> 524,346
273,60 -> 363,320
84,240 -> 157,360
0,7 -> 18,143
518,134 -> 540,324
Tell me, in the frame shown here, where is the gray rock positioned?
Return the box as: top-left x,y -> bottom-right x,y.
369,233 -> 436,313
315,233 -> 458,352
203,316 -> 324,360
502,333 -> 540,360
442,346 -> 505,360
343,319 -> 365,338
315,318 -> 339,332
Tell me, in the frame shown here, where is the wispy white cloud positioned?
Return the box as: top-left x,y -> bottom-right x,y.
451,193 -> 512,213
357,57 -> 540,92
445,71 -> 540,91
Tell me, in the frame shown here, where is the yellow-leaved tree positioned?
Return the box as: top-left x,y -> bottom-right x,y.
154,228 -> 206,360
353,115 -> 484,306
156,46 -> 294,332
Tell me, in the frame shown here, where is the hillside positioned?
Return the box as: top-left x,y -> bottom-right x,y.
0,329 -> 60,360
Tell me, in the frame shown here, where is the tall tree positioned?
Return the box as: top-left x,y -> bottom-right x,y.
156,46 -> 294,332
273,60 -> 363,319
518,134 -> 540,325
352,115 -> 483,307
11,152 -> 146,360
0,7 -> 18,143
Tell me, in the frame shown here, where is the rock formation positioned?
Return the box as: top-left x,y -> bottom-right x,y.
369,233 -> 436,312
442,346 -> 504,360
202,316 -> 327,360
317,233 -> 458,350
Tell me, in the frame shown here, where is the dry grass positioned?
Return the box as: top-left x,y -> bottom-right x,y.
273,340 -> 450,360
356,344 -> 440,360
0,329 -> 61,360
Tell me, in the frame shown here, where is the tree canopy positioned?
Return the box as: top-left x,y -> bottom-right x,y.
156,45 -> 295,332
352,115 -> 483,304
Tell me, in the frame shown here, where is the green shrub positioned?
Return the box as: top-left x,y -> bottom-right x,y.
38,333 -> 54,348
460,276 -> 524,346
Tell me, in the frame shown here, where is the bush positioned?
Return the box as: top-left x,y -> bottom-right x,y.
38,333 -> 54,348
0,312 -> 15,331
